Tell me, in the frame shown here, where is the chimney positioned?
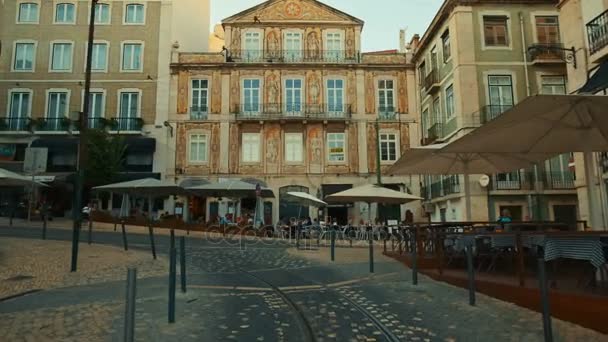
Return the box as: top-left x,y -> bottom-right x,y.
409,34 -> 421,51
399,29 -> 407,53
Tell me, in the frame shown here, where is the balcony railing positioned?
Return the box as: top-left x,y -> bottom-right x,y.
424,69 -> 440,92
426,175 -> 461,199
427,122 -> 443,143
587,9 -> 608,55
190,106 -> 209,120
0,117 -> 30,132
528,43 -> 565,62
378,106 -> 397,121
491,171 -> 531,190
110,117 -> 144,131
236,103 -> 351,121
479,104 -> 513,124
229,49 -> 360,64
35,117 -> 70,132
544,170 -> 575,190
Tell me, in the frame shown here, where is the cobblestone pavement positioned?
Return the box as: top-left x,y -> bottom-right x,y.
0,225 -> 606,341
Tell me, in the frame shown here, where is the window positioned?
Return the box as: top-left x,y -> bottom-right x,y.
47,91 -> 69,128
191,79 -> 209,114
242,133 -> 260,163
122,43 -> 142,71
51,42 -> 73,71
285,79 -> 303,115
14,43 -> 35,71
119,92 -> 139,118
442,30 -> 451,62
327,79 -> 344,115
418,61 -> 426,80
9,92 -> 31,130
88,92 -> 104,118
284,32 -> 302,61
445,85 -> 454,119
422,108 -> 430,138
488,75 -> 514,115
243,79 -> 260,113
55,3 -> 75,23
325,32 -> 343,60
327,133 -> 345,162
535,16 -> 560,44
541,75 -> 566,94
189,134 -> 208,163
18,3 -> 38,23
95,3 -> 111,24
483,16 -> 509,46
90,43 -> 108,71
430,46 -> 438,70
379,133 -> 398,162
125,4 -> 144,24
432,97 -> 441,124
243,32 -> 261,60
378,80 -> 394,113
285,133 -> 303,163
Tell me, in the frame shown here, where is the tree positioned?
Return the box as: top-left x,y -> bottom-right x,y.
84,129 -> 127,188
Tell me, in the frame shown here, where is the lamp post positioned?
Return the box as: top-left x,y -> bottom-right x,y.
70,0 -> 98,272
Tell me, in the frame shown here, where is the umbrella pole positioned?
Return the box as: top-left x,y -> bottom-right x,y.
463,163 -> 472,222
148,195 -> 157,260
584,152 -> 603,229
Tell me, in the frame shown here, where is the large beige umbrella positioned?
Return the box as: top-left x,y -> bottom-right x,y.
443,95 -> 608,228
187,179 -> 274,198
286,192 -> 327,207
0,168 -> 47,187
386,144 -> 552,221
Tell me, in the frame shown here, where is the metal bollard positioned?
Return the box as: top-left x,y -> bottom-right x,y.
330,229 -> 335,261
87,219 -> 93,245
170,229 -> 176,249
412,228 -> 418,285
538,258 -> 553,342
42,214 -> 47,240
383,237 -> 387,253
180,237 -> 187,293
168,247 -> 176,323
296,225 -> 300,250
124,268 -> 137,342
369,237 -> 374,273
148,226 -> 157,260
121,221 -> 128,251
466,245 -> 476,306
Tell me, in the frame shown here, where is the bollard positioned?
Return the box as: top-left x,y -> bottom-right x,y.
538,258 -> 553,342
42,213 -> 47,240
124,268 -> 137,342
148,226 -> 157,260
383,237 -> 387,253
170,229 -> 175,249
9,211 -> 14,227
296,225 -> 300,250
168,247 -> 176,323
87,219 -> 93,245
180,237 -> 187,293
466,245 -> 476,306
121,221 -> 128,251
412,228 -> 418,285
330,229 -> 335,262
114,223 -> 117,231
369,237 -> 374,273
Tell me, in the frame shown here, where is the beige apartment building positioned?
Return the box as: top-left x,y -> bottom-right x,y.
168,0 -> 418,224
0,0 -> 209,216
558,0 -> 608,229
412,0 -> 578,224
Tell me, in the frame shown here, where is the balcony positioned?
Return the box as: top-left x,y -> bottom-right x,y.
110,117 -> 144,132
0,117 -> 30,132
544,170 -> 575,190
378,106 -> 398,121
424,69 -> 440,93
34,117 -> 70,132
190,106 -> 209,120
427,175 -> 460,199
229,49 -> 360,64
235,103 -> 351,122
528,43 -> 566,64
426,122 -> 443,144
490,170 -> 534,191
479,105 -> 513,124
587,9 -> 608,56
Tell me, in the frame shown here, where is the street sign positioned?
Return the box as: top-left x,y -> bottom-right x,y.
24,147 -> 48,174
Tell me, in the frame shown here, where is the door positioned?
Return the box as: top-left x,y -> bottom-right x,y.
47,92 -> 68,130
488,75 -> 514,119
553,205 -> 577,230
284,32 -> 302,61
440,208 -> 447,222
499,205 -> 523,221
243,32 -> 261,61
284,79 -> 303,116
326,79 -> 344,117
9,92 -> 30,130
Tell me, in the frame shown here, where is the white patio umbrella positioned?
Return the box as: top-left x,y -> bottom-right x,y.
286,192 -> 327,207
386,144 -> 552,221
187,179 -> 275,198
325,184 -> 422,224
0,168 -> 47,187
442,95 -> 608,228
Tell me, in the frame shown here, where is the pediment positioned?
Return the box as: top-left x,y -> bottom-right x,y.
223,0 -> 363,25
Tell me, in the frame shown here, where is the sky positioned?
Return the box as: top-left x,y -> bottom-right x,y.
210,0 -> 444,52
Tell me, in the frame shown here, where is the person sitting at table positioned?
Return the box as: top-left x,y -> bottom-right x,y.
497,209 -> 512,229
304,216 -> 312,226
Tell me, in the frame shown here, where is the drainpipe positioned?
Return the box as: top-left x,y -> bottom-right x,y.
520,12 -> 541,220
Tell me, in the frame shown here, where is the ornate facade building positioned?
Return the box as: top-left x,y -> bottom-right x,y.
169,0 -> 417,224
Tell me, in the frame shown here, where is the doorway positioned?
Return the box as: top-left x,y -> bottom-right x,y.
553,204 -> 578,230
499,205 -> 523,221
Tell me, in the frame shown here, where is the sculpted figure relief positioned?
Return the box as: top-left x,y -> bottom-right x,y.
231,27 -> 241,56
365,72 -> 375,113
346,28 -> 355,58
267,30 -> 280,57
308,72 -> 321,108
266,72 -> 280,113
307,31 -> 320,60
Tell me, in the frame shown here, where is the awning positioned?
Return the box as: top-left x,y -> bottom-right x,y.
125,137 -> 156,153
179,178 -> 211,188
31,137 -> 78,153
579,60 -> 608,94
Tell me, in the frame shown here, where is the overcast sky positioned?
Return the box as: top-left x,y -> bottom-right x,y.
210,0 -> 444,52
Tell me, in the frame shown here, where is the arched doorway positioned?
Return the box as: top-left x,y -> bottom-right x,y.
279,185 -> 309,221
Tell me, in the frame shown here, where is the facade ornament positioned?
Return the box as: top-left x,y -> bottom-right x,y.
307,31 -> 320,60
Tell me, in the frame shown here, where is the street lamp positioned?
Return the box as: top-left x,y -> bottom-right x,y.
70,0 -> 98,272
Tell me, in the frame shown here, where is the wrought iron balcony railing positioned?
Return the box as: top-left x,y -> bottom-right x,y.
442,175 -> 461,196
427,122 -> 443,143
544,170 -> 575,190
228,49 -> 360,63
587,9 -> 608,55
528,43 -> 565,62
479,104 -> 513,124
424,69 -> 440,92
190,106 -> 209,120
35,117 -> 71,131
236,103 -> 352,121
110,117 -> 144,131
0,117 -> 30,132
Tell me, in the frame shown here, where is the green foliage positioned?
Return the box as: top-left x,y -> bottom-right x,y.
84,129 -> 127,188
